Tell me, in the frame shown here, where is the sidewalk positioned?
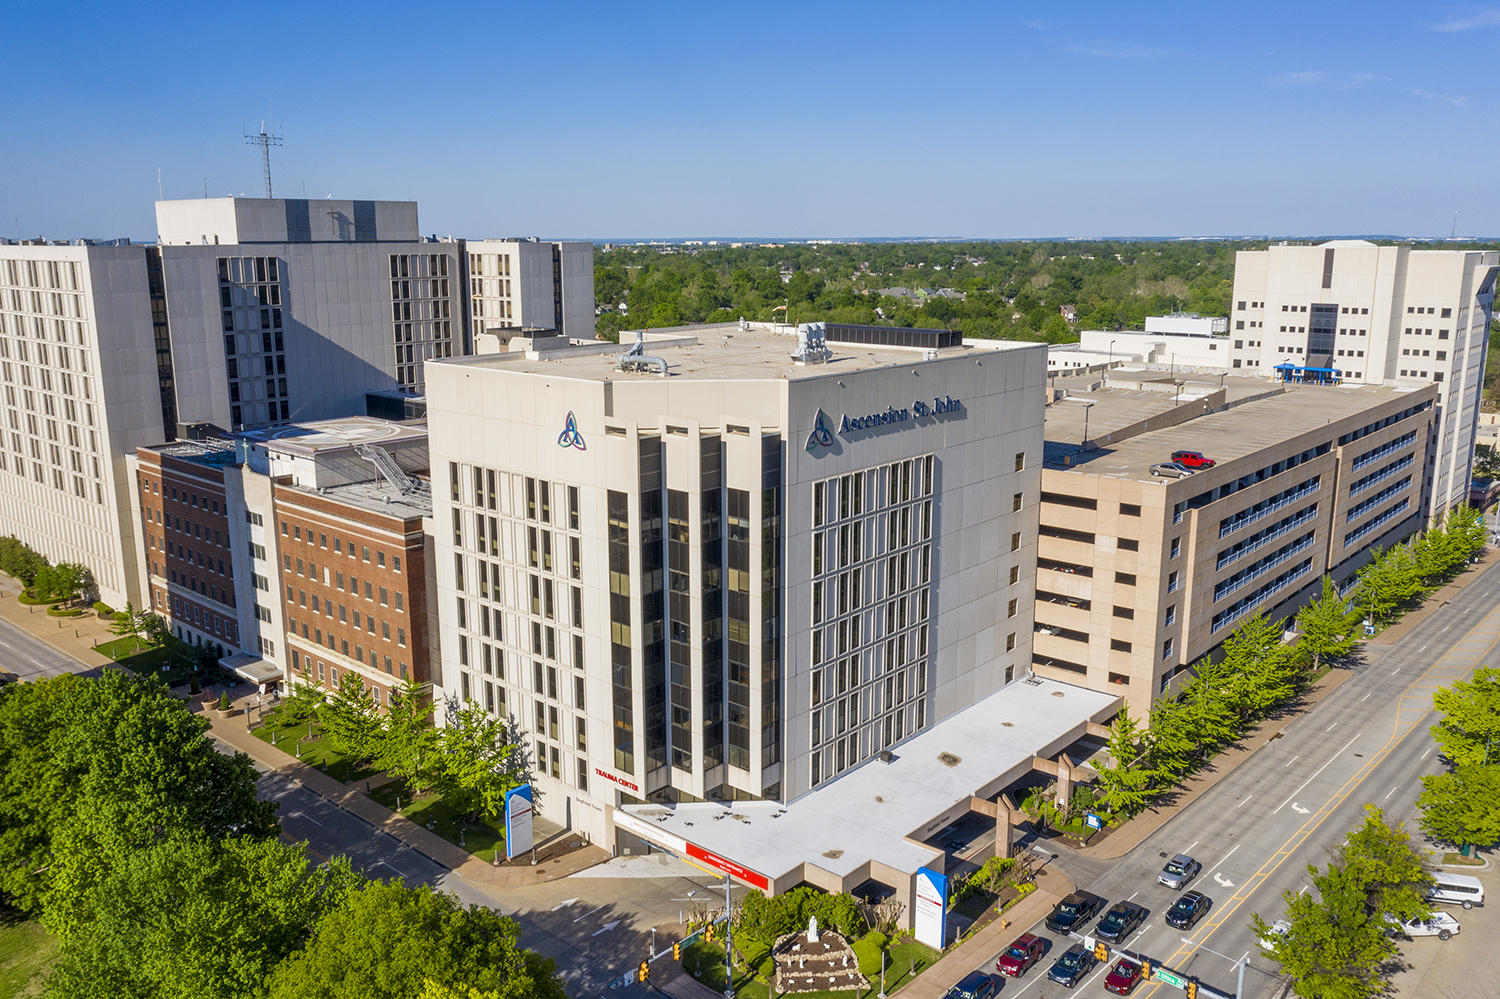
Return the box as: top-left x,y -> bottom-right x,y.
894,863 -> 1075,999
0,575 -> 117,671
200,691 -> 609,889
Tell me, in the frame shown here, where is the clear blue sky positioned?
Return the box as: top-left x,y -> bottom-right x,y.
3,1 -> 1496,240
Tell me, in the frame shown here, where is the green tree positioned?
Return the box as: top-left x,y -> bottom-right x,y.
279,680 -> 326,728
433,699 -> 527,823
1253,806 -> 1430,999
376,677 -> 438,790
1092,703 -> 1157,814
1176,655 -> 1241,757
1222,614 -> 1297,722
139,611 -> 169,647
1356,543 -> 1426,625
319,669 -> 382,765
1296,575 -> 1364,670
263,881 -> 566,999
1475,443 -> 1500,479
0,671 -> 278,924
110,601 -> 143,651
1144,696 -> 1194,784
1430,666 -> 1500,768
1417,763 -> 1500,852
45,835 -> 362,999
52,563 -> 93,605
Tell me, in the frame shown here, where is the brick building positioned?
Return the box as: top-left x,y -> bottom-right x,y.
276,477 -> 435,705
135,441 -> 245,648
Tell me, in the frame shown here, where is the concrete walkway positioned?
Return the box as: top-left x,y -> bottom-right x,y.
895,862 -> 1075,999
0,574 -> 117,671
200,691 -> 609,888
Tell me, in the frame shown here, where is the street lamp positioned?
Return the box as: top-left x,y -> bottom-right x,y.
1182,937 -> 1245,999
1081,401 -> 1095,449
1108,339 -> 1116,378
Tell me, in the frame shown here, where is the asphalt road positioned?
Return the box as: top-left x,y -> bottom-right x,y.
0,613 -> 99,681
957,557 -> 1500,999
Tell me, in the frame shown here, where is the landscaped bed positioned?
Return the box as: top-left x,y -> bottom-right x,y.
680,933 -> 938,999
368,779 -> 508,862
252,705 -> 379,783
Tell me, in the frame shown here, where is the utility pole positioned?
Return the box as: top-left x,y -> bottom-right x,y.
724,875 -> 734,998
244,120 -> 283,199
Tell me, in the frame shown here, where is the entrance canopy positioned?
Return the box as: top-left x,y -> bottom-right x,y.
221,651 -> 282,687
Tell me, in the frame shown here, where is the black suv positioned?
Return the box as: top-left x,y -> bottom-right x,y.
1165,890 -> 1211,930
1045,891 -> 1106,934
1047,944 -> 1097,988
1094,900 -> 1146,943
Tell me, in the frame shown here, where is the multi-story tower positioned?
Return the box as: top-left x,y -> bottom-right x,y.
1036,375 -> 1438,717
155,197 -> 465,421
0,244 -> 164,607
424,322 -> 1044,840
1230,241 -> 1498,516
463,238 -> 595,342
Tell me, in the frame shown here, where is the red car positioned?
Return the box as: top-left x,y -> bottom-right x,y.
995,933 -> 1044,977
1103,957 -> 1143,995
1171,450 -> 1216,469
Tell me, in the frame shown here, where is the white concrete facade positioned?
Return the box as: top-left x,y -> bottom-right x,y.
423,324 -> 1045,844
0,245 -> 165,608
1076,329 -> 1232,369
464,239 -> 595,341
1230,240 -> 1499,515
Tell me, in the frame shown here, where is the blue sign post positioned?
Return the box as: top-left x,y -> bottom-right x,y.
504,784 -> 534,860
914,866 -> 949,950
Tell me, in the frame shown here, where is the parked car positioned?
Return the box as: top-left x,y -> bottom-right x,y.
1047,944 -> 1097,988
1392,911 -> 1461,941
1258,918 -> 1291,954
1103,956 -> 1144,995
946,970 -> 998,999
1095,900 -> 1146,943
1165,890 -> 1211,929
995,933 -> 1044,977
1150,461 -> 1194,478
1157,854 -> 1202,889
1045,891 -> 1106,933
1171,450 -> 1216,469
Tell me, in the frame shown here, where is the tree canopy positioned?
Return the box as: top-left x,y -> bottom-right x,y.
263,880 -> 567,999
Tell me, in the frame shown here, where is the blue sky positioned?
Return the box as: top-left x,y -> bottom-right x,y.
3,2 -> 1496,240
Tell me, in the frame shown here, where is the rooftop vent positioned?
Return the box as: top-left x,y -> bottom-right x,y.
937,752 -> 961,768
878,750 -> 894,764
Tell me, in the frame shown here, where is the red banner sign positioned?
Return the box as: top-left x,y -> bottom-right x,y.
686,843 -> 770,891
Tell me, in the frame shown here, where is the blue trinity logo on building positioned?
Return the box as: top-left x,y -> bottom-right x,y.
557,411 -> 587,450
805,409 -> 837,451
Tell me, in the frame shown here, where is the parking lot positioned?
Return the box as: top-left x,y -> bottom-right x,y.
1388,865 -> 1496,999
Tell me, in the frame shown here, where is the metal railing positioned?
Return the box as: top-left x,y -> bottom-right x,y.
1219,480 -> 1321,538
1216,505 -> 1319,570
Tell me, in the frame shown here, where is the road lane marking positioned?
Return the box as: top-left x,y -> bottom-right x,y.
1186,840 -> 1199,852
289,811 -> 322,826
1132,593 -> 1500,999
379,861 -> 405,878
1127,891 -> 1139,901
1236,795 -> 1254,808
573,904 -> 607,923
1361,692 -> 1372,702
1326,722 -> 1338,732
1392,667 -> 1402,674
1272,733 -> 1362,814
1422,747 -> 1433,759
1204,845 -> 1240,880
1284,755 -> 1298,767
1384,786 -> 1398,800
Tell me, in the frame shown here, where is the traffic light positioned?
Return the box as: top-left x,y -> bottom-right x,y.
639,961 -> 649,983
705,924 -> 715,943
1186,981 -> 1198,999
1139,959 -> 1152,980
1094,942 -> 1108,962
673,941 -> 682,961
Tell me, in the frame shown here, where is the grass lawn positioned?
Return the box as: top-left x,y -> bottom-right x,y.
1442,852 -> 1487,866
252,706 -> 379,783
0,914 -> 57,999
368,779 -> 506,862
681,933 -> 939,998
95,639 -> 203,688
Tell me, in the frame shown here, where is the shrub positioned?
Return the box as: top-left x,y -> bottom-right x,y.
219,691 -> 231,712
190,677 -> 201,694
851,931 -> 887,975
93,601 -> 114,615
735,887 -> 863,945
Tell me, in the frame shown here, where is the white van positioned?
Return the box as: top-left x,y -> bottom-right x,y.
1427,873 -> 1485,909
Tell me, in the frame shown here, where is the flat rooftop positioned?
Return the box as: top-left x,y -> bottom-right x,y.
1043,371 -> 1281,452
279,476 -> 434,520
143,439 -> 241,468
236,415 -> 427,457
1051,381 -> 1433,484
620,677 -> 1118,886
432,322 -> 1041,383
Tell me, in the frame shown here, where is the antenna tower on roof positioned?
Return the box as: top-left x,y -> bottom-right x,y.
244,113 -> 283,199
